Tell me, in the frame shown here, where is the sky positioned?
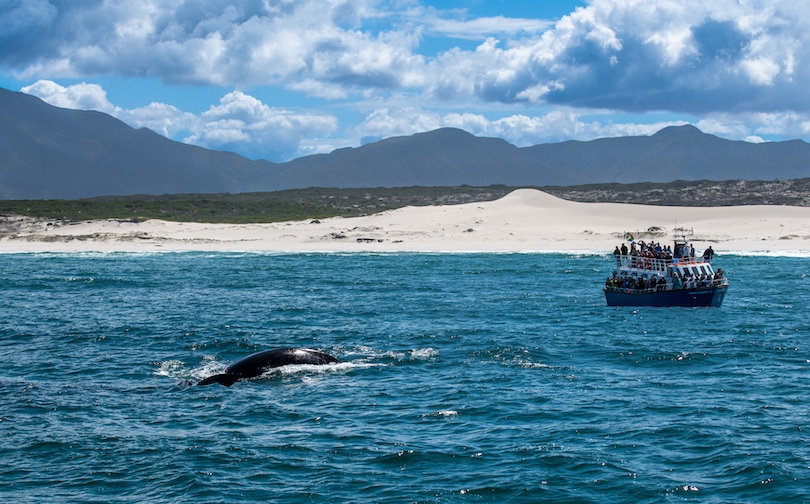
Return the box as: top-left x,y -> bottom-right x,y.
2,0 -> 810,162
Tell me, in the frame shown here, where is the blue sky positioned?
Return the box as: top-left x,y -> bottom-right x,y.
2,0 -> 809,162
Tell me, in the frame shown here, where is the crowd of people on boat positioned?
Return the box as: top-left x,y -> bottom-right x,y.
613,239 -> 715,267
605,273 -> 667,292
604,268 -> 726,292
605,236 -> 725,293
613,240 -> 674,261
613,240 -> 715,260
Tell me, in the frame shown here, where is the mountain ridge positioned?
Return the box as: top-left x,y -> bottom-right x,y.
2,87 -> 810,199
0,87 -> 277,199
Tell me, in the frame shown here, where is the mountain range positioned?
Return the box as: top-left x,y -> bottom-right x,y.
2,87 -> 810,199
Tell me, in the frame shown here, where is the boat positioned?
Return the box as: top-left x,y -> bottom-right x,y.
604,230 -> 729,307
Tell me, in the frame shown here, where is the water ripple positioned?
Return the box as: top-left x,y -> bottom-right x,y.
1,253 -> 808,502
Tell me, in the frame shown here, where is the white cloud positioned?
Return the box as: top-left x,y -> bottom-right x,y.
698,111 -> 810,140
118,102 -> 196,139
422,14 -> 553,40
415,0 -> 810,114
6,0 -> 810,115
3,0 -> 423,90
186,90 -> 339,158
355,107 -> 444,138
288,79 -> 350,100
21,80 -> 116,113
739,57 -> 781,86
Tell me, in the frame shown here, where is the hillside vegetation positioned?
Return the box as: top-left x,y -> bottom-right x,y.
1,179 -> 809,224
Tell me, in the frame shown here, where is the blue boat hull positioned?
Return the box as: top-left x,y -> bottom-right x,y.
604,284 -> 728,307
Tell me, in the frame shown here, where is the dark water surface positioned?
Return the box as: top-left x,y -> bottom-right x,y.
1,252 -> 808,502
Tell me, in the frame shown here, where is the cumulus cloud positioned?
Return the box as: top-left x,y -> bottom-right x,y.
4,0 -> 810,116
185,90 -> 338,159
420,13 -> 553,40
21,80 -> 196,138
427,1 -> 810,115
1,0 -> 423,90
21,80 -> 116,112
476,0 -> 810,114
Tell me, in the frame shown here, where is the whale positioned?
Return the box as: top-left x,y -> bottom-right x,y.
198,347 -> 341,387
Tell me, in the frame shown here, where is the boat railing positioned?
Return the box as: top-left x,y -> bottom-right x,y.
612,254 -> 711,271
604,285 -> 661,294
679,277 -> 728,289
604,276 -> 728,293
613,255 -> 669,272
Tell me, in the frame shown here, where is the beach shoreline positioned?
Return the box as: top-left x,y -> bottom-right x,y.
2,189 -> 810,254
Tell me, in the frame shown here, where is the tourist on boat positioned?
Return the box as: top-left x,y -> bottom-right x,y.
703,246 -> 714,261
675,243 -> 692,259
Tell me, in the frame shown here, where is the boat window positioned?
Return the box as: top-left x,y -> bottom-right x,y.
691,267 -> 700,276
699,266 -> 707,275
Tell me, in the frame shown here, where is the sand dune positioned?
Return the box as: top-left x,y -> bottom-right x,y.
2,189 -> 810,253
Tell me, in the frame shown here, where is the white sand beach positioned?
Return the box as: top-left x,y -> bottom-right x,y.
2,189 -> 810,254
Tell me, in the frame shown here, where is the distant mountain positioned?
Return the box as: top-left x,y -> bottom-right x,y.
2,86 -> 810,199
525,125 -> 810,183
0,87 -> 279,199
247,128 -> 576,191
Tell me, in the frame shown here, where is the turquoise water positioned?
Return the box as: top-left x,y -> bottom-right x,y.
1,252 -> 808,503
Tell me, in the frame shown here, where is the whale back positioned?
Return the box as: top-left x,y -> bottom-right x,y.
227,348 -> 339,375
198,347 -> 340,387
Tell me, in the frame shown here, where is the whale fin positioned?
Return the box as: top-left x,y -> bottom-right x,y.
197,373 -> 240,387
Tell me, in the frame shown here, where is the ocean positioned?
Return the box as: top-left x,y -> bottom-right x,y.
1,251 -> 808,503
